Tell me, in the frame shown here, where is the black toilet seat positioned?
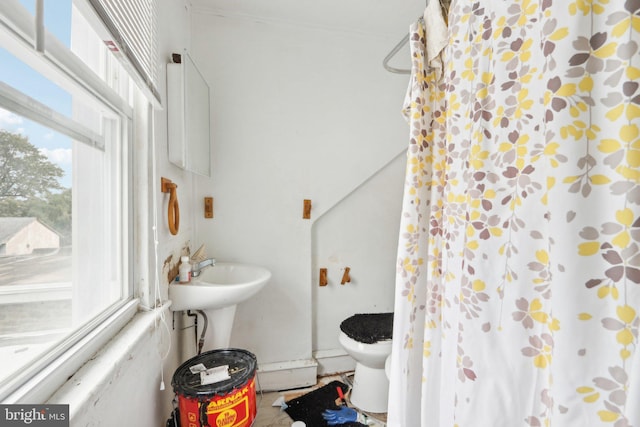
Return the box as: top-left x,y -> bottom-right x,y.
339,312 -> 393,344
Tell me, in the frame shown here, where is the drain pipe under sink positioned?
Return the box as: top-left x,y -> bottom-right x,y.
187,310 -> 209,355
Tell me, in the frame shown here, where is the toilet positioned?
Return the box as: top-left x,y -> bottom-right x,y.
339,312 -> 393,413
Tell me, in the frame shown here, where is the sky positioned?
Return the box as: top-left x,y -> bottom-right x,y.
0,0 -> 74,189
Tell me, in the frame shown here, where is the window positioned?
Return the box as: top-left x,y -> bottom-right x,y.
0,0 -> 150,400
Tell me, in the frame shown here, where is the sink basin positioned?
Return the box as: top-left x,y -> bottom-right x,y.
169,262 -> 271,311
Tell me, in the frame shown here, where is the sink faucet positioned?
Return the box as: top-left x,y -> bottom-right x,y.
191,258 -> 216,277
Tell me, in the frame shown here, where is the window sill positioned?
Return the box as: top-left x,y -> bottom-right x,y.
45,302 -> 171,419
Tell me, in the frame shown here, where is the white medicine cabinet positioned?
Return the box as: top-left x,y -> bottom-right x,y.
167,51 -> 211,177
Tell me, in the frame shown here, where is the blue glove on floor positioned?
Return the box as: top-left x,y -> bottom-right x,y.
322,407 -> 358,425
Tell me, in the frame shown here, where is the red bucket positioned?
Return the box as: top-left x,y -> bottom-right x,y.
172,349 -> 257,427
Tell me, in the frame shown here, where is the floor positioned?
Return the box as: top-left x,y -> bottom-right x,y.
253,373 -> 387,427
253,390 -> 296,427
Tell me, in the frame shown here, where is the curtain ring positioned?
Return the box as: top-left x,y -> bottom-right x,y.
162,178 -> 180,235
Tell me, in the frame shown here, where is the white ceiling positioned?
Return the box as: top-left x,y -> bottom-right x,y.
190,0 -> 426,38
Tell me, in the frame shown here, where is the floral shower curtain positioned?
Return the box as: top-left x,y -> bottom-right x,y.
389,1 -> 640,426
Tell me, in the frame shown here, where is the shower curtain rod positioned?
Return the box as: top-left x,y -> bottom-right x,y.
382,32 -> 412,74
382,0 -> 450,74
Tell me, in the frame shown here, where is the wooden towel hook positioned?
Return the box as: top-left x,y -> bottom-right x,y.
303,199 -> 312,219
319,268 -> 328,286
341,267 -> 351,285
161,177 -> 180,235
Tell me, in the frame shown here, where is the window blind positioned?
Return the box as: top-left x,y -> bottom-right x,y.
87,0 -> 160,104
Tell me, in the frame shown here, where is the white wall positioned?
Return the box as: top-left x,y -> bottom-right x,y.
191,9 -> 410,385
312,153 -> 404,352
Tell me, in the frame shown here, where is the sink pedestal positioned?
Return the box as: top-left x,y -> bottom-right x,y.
200,305 -> 237,350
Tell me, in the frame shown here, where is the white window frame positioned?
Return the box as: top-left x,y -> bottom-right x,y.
0,0 -> 145,403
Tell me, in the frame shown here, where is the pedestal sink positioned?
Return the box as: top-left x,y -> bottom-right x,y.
169,262 -> 271,350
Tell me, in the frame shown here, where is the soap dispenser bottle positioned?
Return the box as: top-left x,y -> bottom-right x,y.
179,256 -> 191,283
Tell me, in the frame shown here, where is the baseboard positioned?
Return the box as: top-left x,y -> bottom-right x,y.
313,349 -> 355,376
255,351 -> 355,391
257,358 -> 318,392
